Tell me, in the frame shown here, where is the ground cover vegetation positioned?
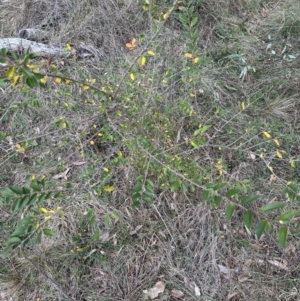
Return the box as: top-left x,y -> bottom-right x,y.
0,0 -> 300,300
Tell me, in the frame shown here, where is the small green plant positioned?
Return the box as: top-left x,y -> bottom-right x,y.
0,178 -> 61,257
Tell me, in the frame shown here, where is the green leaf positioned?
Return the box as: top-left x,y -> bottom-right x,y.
43,229 -> 55,236
200,124 -> 211,133
8,185 -> 23,195
205,182 -> 226,190
135,175 -> 144,181
190,139 -> 199,148
143,196 -> 153,203
12,199 -> 21,212
0,58 -> 7,65
20,66 -> 33,78
278,210 -> 300,223
265,221 -> 272,233
132,192 -> 141,201
1,246 -> 12,258
54,192 -> 62,198
30,181 -> 41,192
225,203 -> 235,220
22,187 -> 31,194
132,182 -> 143,193
143,189 -> 153,197
212,195 -> 222,208
0,80 -> 7,89
260,202 -> 285,212
45,192 -> 52,199
11,51 -> 18,60
0,48 -> 8,56
193,128 -> 202,136
255,220 -> 266,240
196,136 -> 206,145
7,236 -> 21,245
226,188 -> 240,198
36,231 -> 42,244
180,181 -> 188,193
30,207 -> 41,214
38,193 -> 46,203
240,194 -> 260,205
26,76 -> 38,88
19,195 -> 30,210
170,180 -> 180,192
243,210 -> 252,230
278,226 -> 288,248
19,216 -> 35,226
27,193 -> 37,205
179,14 -> 189,24
11,226 -> 26,237
104,214 -> 112,228
190,16 -> 198,27
146,179 -> 154,188
0,188 -> 14,198
131,201 -> 141,207
202,190 -> 210,201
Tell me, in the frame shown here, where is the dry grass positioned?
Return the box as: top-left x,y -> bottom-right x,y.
1,0 -> 300,300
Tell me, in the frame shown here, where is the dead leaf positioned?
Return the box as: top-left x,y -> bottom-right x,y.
72,161 -> 86,166
100,232 -> 110,243
238,273 -> 251,282
143,281 -> 165,299
260,8 -> 268,18
194,284 -> 201,296
248,152 -> 256,160
228,291 -> 240,300
130,225 -> 143,235
267,260 -> 289,271
218,264 -> 230,274
171,289 -> 184,299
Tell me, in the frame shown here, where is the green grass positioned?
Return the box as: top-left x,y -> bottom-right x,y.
1,0 -> 300,300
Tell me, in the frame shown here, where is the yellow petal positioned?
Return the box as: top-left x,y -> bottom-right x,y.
55,77 -> 62,84
6,67 -> 14,78
83,85 -> 89,90
241,102 -> 245,110
130,73 -> 135,81
263,131 -> 271,138
40,76 -> 47,84
12,75 -> 20,87
184,53 -> 193,59
273,139 -> 280,146
140,56 -> 146,66
276,150 -> 283,158
163,11 -> 170,20
193,57 -> 199,63
147,50 -> 155,56
104,185 -> 115,193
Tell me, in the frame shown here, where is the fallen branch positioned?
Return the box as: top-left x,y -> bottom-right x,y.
0,38 -> 72,57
